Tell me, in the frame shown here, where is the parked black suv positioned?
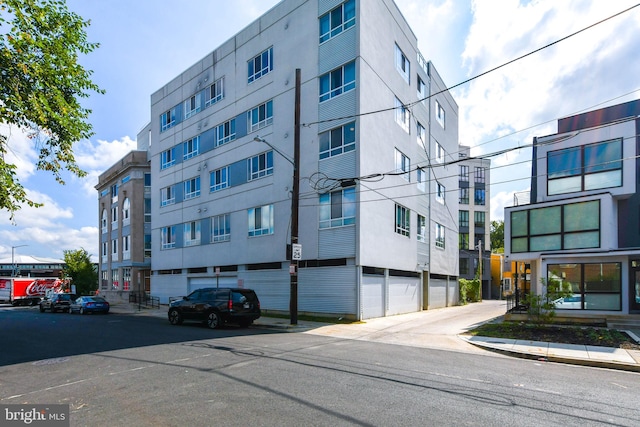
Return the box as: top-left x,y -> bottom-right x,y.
168,288 -> 261,329
40,293 -> 77,313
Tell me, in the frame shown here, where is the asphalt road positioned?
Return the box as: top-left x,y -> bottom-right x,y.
1,305 -> 639,426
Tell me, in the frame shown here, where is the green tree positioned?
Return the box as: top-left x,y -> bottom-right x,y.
63,248 -> 97,295
490,220 -> 504,252
0,0 -> 103,218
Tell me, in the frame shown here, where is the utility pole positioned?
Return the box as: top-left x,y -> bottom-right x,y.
478,239 -> 483,301
290,68 -> 301,325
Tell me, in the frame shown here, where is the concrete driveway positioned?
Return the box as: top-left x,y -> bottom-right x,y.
304,300 -> 508,353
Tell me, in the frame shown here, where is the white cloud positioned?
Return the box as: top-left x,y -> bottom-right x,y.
1,123 -> 38,181
459,0 -> 640,147
0,188 -> 73,228
75,136 -> 137,171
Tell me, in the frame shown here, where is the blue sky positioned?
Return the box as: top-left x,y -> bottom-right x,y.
1,0 -> 639,262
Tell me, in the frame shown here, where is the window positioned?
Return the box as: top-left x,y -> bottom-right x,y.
144,173 -> 151,187
395,44 -> 410,83
122,235 -> 130,260
111,206 -> 118,228
184,93 -> 201,119
548,263 -> 621,311
459,233 -> 469,250
435,100 -> 445,128
121,175 -> 130,184
474,211 -> 485,228
211,213 -> 231,243
123,267 -> 131,291
395,149 -> 410,181
111,238 -> 118,260
459,165 -> 469,181
144,234 -> 151,258
395,204 -> 410,237
547,138 -> 622,195
416,122 -> 425,146
459,188 -> 469,204
248,205 -> 274,237
319,0 -> 355,43
417,76 -> 426,104
161,226 -> 176,249
160,107 -> 176,132
160,148 -> 175,170
475,167 -> 486,184
160,186 -> 175,207
319,61 -> 355,102
435,223 -> 445,248
436,142 -> 445,163
474,189 -> 485,206
319,187 -> 355,228
417,214 -> 426,242
101,209 -> 107,233
144,198 -> 151,223
460,258 -> 469,275
394,97 -> 410,132
210,167 -> 229,192
101,241 -> 107,258
216,119 -> 236,146
436,183 -> 445,203
205,77 -> 224,107
459,210 -> 469,228
183,136 -> 200,160
248,47 -> 273,83
510,200 -> 600,253
184,177 -> 201,200
248,100 -> 273,132
184,221 -> 201,247
122,198 -> 130,226
111,184 -> 118,202
111,269 -> 119,289
417,168 -> 426,192
319,122 -> 355,159
249,151 -> 273,180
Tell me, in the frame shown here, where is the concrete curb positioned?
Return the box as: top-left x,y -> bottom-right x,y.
460,336 -> 640,373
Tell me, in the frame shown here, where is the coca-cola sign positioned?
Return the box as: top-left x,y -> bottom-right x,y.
25,279 -> 63,296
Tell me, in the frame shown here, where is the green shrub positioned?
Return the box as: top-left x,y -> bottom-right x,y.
459,278 -> 480,304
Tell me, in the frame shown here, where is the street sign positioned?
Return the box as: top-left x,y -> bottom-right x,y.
292,243 -> 302,260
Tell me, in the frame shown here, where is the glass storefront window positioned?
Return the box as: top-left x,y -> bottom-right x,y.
547,262 -> 621,311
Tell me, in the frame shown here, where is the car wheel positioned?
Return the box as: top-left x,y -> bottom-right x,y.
206,311 -> 221,329
80,307 -> 85,315
39,305 -> 44,313
238,319 -> 252,328
168,308 -> 183,325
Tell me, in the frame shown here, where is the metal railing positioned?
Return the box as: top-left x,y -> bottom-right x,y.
129,291 -> 160,309
506,289 -> 529,313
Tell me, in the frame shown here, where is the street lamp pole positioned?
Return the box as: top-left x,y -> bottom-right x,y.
11,245 -> 28,277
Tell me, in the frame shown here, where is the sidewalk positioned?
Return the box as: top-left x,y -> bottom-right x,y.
109,301 -> 640,373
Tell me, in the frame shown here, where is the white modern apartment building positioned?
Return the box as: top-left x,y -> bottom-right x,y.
147,0 -> 459,319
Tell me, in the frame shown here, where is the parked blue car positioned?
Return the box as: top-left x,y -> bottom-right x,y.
69,296 -> 110,314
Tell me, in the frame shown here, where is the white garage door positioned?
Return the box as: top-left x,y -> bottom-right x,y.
388,276 -> 420,315
361,275 -> 384,319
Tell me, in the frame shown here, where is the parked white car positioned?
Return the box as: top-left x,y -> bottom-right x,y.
553,294 -> 584,309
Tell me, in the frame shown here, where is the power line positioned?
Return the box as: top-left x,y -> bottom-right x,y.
300,3 -> 640,128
